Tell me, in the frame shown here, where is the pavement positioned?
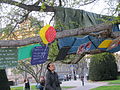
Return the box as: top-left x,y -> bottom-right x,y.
11,79 -> 108,90
61,79 -> 108,90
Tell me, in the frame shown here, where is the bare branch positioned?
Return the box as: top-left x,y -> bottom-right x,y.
0,0 -> 55,12
0,22 -> 117,47
64,49 -> 105,64
7,11 -> 31,38
79,0 -> 97,6
59,0 -> 62,6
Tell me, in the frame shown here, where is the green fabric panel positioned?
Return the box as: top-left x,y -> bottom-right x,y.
18,44 -> 41,60
54,7 -> 102,30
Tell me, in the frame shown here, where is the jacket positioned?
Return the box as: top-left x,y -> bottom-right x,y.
45,70 -> 61,90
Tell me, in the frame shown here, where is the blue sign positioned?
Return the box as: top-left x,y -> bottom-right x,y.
31,46 -> 49,65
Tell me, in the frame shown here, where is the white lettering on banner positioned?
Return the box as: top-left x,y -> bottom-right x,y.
0,48 -> 18,69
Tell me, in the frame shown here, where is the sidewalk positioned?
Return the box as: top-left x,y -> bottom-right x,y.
61,80 -> 108,90
11,79 -> 108,90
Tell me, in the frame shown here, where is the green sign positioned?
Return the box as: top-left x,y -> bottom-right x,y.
0,48 -> 18,69
18,44 -> 41,60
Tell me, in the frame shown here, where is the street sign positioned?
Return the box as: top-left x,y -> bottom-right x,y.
31,46 -> 49,65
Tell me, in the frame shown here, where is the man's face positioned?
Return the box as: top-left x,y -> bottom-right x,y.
48,63 -> 55,71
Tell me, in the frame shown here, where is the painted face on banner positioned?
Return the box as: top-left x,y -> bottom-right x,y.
77,41 -> 92,54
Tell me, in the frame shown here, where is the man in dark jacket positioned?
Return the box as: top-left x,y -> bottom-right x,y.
45,62 -> 61,90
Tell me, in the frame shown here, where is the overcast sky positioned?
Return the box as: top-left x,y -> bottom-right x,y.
0,0 -> 118,28
79,0 -> 118,15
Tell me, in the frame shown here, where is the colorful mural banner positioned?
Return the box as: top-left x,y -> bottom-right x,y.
0,48 -> 18,69
68,35 -> 104,54
18,44 -> 41,60
31,46 -> 49,65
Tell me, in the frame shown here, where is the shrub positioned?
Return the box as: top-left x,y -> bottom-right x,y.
89,52 -> 118,81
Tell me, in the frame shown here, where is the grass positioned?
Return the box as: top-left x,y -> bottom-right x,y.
11,85 -> 76,90
91,76 -> 120,90
91,85 -> 120,90
11,85 -> 37,90
11,86 -> 23,90
107,80 -> 120,84
62,86 -> 76,88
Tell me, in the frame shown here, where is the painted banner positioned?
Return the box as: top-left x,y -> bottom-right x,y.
31,46 -> 49,65
77,41 -> 92,54
0,48 -> 18,69
98,40 -> 112,51
18,44 -> 41,60
106,37 -> 120,52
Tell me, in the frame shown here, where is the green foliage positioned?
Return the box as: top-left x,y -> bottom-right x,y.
40,2 -> 46,11
0,24 -> 13,39
29,17 -> 43,29
48,40 -> 77,63
62,54 -> 77,63
89,52 -> 118,81
48,40 -> 59,61
29,16 -> 43,34
54,20 -> 69,31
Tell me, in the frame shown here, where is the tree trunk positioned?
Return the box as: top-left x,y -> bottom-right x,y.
0,69 -> 10,90
0,23 -> 116,47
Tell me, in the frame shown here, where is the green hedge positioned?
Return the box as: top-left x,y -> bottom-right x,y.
89,52 -> 117,81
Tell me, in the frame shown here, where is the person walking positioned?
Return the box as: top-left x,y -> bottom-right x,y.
45,62 -> 61,90
80,76 -> 84,86
24,78 -> 30,90
40,76 -> 45,90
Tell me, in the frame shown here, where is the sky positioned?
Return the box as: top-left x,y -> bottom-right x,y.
79,0 -> 118,15
0,0 -> 118,28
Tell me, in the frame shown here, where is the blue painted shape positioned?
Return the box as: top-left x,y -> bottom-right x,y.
112,24 -> 120,32
58,37 -> 76,49
107,45 -> 120,53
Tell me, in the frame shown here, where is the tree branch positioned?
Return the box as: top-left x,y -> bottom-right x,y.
0,0 -> 55,12
64,49 -> 105,64
79,0 -> 97,6
0,22 -> 115,47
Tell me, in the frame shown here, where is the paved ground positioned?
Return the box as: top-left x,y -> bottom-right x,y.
61,80 -> 108,90
11,79 -> 108,90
